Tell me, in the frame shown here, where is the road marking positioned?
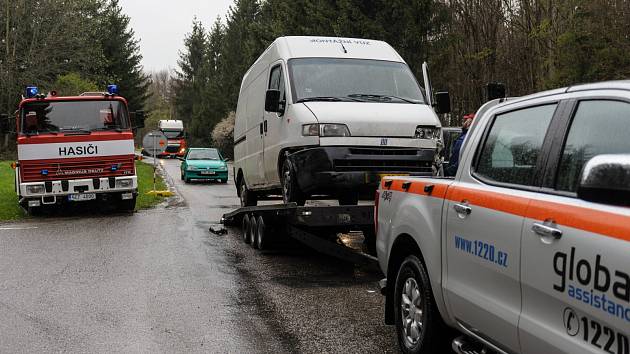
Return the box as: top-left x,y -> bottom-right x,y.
0,226 -> 38,230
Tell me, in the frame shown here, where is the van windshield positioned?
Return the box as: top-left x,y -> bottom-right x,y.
20,100 -> 130,134
288,58 -> 426,104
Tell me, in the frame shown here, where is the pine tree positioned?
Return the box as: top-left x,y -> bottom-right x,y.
98,0 -> 150,111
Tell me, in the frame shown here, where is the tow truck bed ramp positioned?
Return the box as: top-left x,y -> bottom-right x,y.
221,204 -> 376,265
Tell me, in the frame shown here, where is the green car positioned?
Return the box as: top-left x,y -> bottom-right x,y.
179,148 -> 229,183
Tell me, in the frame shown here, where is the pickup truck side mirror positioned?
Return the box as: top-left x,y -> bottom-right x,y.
434,91 -> 451,114
133,110 -> 146,129
577,154 -> 630,207
486,82 -> 506,101
265,89 -> 282,113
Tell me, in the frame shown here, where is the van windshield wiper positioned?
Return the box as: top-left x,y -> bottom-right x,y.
296,96 -> 352,103
347,93 -> 421,104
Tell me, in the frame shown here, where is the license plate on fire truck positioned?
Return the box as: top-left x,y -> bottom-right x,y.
68,193 -> 96,202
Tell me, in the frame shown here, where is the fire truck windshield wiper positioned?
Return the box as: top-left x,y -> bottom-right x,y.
60,128 -> 92,135
92,126 -> 124,132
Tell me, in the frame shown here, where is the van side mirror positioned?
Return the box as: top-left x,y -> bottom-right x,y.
133,110 -> 146,129
434,91 -> 451,114
265,89 -> 282,113
577,154 -> 630,207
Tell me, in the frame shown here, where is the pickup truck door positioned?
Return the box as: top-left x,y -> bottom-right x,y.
444,103 -> 558,352
520,99 -> 630,354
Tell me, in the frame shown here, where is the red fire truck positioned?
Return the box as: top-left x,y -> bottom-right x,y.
4,85 -> 145,214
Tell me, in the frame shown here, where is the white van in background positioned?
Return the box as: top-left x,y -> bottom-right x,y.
233,36 -> 450,206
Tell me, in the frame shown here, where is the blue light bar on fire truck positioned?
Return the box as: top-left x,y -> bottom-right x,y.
107,84 -> 119,95
26,86 -> 39,98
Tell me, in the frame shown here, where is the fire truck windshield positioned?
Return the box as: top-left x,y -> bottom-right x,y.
19,100 -> 130,134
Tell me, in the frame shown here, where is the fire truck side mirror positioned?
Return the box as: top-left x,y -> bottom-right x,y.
133,110 -> 146,129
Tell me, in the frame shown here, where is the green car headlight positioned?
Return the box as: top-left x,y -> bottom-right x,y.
187,166 -> 198,171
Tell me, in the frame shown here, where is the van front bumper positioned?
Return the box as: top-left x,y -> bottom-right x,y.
289,146 -> 435,195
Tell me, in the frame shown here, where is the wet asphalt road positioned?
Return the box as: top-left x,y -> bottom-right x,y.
0,159 -> 399,353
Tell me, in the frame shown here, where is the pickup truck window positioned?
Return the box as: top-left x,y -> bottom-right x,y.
476,104 -> 556,186
556,100 -> 630,192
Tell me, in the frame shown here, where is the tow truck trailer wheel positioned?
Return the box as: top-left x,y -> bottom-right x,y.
394,255 -> 444,354
242,214 -> 251,244
248,216 -> 258,247
255,216 -> 266,250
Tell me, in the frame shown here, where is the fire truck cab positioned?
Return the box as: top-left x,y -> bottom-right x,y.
157,120 -> 187,158
11,85 -> 145,214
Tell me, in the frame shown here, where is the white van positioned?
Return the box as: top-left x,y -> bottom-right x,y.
233,36 -> 450,206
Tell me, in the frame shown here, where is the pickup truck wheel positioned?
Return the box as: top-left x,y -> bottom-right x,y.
281,160 -> 306,206
394,255 -> 442,354
242,214 -> 251,244
239,182 -> 258,207
338,192 -> 359,206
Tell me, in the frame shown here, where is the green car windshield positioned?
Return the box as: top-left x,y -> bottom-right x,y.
187,149 -> 221,160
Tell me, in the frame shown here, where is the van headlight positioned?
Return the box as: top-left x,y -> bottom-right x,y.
115,178 -> 133,188
26,184 -> 45,194
302,124 -> 351,137
415,126 -> 441,139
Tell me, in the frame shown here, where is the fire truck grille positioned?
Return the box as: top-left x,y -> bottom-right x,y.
20,156 -> 135,182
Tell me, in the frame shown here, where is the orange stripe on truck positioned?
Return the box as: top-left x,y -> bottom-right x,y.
382,178 -> 630,243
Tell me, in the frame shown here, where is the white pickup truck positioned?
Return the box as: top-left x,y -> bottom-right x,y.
376,81 -> 630,354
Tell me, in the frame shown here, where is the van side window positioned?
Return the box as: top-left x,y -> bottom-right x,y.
556,100 -> 630,192
475,104 -> 556,187
269,65 -> 286,104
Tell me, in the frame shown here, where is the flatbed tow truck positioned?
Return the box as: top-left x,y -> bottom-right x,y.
221,203 -> 377,265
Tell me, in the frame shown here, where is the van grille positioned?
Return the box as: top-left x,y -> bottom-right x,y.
334,159 -> 433,172
20,156 -> 135,182
348,147 -> 418,156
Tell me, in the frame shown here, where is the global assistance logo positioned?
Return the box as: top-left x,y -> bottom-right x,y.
553,247 -> 630,323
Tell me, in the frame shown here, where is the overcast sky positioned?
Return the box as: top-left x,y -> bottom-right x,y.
119,0 -> 234,72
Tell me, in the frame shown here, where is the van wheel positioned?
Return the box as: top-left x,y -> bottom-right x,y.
394,255 -> 444,354
281,160 -> 306,206
239,183 -> 257,207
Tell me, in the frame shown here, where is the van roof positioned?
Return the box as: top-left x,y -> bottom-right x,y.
272,36 -> 404,62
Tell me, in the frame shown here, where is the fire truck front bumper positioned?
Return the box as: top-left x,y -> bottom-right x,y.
18,176 -> 138,206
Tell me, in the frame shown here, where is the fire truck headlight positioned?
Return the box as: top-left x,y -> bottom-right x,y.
26,184 -> 45,195
115,178 -> 133,189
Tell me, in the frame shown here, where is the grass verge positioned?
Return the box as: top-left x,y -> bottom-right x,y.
0,162 -> 23,221
0,160 -> 168,221
135,160 -> 168,210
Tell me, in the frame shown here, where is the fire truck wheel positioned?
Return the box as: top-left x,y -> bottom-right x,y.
27,205 -> 43,216
118,196 -> 136,212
